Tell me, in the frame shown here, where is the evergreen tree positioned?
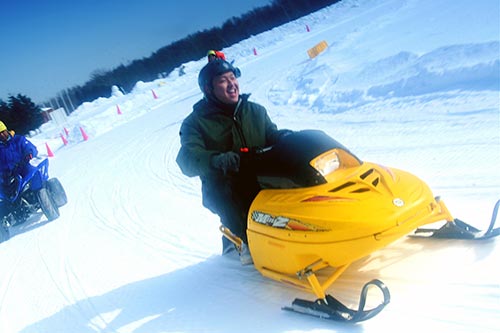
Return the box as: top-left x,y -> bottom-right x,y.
5,95 -> 44,135
0,98 -> 15,129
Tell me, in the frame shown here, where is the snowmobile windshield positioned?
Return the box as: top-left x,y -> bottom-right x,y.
242,130 -> 362,189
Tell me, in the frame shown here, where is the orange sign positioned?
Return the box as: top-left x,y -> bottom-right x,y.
307,40 -> 328,59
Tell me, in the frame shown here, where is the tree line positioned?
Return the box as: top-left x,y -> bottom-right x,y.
1,0 -> 341,134
0,95 -> 45,135
55,0 -> 341,110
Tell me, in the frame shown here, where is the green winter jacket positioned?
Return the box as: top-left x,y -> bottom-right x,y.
176,94 -> 280,210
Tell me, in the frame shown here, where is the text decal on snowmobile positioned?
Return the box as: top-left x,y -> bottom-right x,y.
251,211 -> 327,231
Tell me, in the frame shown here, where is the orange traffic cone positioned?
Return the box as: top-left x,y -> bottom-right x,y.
116,104 -> 122,115
64,127 -> 69,136
61,133 -> 68,145
45,142 -> 54,157
151,89 -> 158,99
80,127 -> 89,141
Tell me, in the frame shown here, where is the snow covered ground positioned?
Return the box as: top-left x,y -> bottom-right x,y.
1,0 -> 499,332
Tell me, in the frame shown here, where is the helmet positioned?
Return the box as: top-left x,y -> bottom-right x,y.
198,59 -> 241,95
207,50 -> 216,57
0,121 -> 7,132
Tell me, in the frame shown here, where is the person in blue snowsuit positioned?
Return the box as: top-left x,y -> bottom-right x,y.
0,121 -> 38,203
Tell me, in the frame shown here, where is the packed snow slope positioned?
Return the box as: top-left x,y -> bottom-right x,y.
1,0 -> 499,332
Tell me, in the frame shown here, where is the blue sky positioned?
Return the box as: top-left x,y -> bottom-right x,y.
0,0 -> 271,103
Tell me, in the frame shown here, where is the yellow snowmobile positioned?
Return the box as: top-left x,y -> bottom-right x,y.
221,129 -> 500,323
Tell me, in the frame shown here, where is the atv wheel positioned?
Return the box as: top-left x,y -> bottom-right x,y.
37,188 -> 59,221
0,225 -> 9,243
47,178 -> 67,207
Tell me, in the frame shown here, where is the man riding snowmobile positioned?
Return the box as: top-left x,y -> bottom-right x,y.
176,59 -> 291,265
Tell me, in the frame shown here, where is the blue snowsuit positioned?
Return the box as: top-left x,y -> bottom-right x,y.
0,133 -> 38,189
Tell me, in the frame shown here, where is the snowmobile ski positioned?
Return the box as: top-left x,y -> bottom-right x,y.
282,279 -> 390,323
411,199 -> 500,240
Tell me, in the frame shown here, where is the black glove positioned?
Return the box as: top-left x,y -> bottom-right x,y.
211,152 -> 240,175
25,153 -> 33,162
